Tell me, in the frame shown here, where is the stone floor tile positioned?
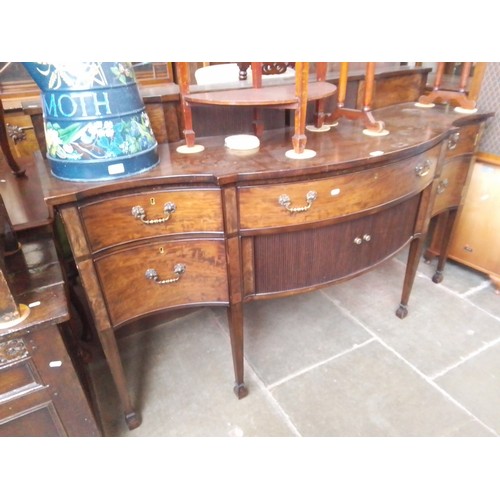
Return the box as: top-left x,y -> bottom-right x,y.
89,309 -> 296,437
434,341 -> 500,435
213,291 -> 372,386
322,258 -> 500,377
271,341 -> 494,437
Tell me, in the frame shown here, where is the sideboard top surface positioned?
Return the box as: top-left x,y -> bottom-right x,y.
35,102 -> 493,206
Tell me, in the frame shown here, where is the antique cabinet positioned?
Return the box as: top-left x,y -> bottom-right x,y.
33,102 -> 491,430
0,229 -> 100,436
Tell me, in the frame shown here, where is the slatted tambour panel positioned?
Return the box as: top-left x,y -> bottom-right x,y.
252,195 -> 419,295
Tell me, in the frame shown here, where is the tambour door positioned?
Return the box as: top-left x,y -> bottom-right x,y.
249,195 -> 420,296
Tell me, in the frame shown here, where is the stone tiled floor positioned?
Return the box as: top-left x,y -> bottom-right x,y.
87,249 -> 500,437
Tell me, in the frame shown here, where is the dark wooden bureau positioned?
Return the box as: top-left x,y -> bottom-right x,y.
33,102 -> 491,430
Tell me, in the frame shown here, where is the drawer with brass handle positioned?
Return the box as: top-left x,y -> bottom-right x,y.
80,188 -> 224,252
238,146 -> 440,232
445,124 -> 480,158
94,238 -> 229,327
431,156 -> 472,216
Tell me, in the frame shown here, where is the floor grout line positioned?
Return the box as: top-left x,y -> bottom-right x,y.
323,290 -> 499,437
431,336 -> 500,380
246,364 -> 303,437
210,307 -> 302,436
266,338 -> 376,391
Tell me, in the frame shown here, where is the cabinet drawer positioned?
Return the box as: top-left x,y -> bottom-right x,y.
445,124 -> 479,158
238,147 -> 438,231
251,195 -> 420,295
0,359 -> 43,403
95,239 -> 229,327
432,156 -> 472,216
80,188 -> 223,252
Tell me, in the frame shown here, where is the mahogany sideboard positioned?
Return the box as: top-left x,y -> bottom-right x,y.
33,102 -> 491,430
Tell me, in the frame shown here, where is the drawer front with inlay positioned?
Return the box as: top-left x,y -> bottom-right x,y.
80,188 -> 224,252
238,147 -> 439,231
95,239 -> 229,326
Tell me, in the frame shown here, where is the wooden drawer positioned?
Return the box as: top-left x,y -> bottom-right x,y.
238,147 -> 439,231
250,194 -> 420,295
445,124 -> 479,158
432,156 -> 472,216
95,238 -> 229,327
80,188 -> 223,252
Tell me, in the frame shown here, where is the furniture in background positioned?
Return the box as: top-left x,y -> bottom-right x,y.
0,138 -> 100,436
445,161 -> 499,292
175,62 -> 337,157
0,227 -> 100,436
11,63 -> 432,157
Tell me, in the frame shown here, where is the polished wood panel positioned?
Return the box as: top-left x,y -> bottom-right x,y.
95,238 -> 229,327
431,155 -> 472,216
80,188 -> 223,252
445,124 -> 480,158
238,147 -> 439,232
252,195 -> 419,295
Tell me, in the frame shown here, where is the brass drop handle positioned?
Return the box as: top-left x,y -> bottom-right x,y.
448,132 -> 460,150
415,160 -> 432,177
132,202 -> 176,225
278,191 -> 317,213
354,234 -> 371,245
437,178 -> 449,194
145,263 -> 186,284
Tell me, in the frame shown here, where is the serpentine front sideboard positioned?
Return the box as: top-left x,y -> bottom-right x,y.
33,102 -> 491,430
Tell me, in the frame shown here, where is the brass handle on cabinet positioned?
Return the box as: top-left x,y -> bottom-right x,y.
132,202 -> 176,224
145,264 -> 186,284
448,132 -> 460,150
415,160 -> 432,177
278,191 -> 317,213
437,178 -> 449,194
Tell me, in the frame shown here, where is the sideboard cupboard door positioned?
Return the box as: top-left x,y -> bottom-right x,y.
251,195 -> 419,295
